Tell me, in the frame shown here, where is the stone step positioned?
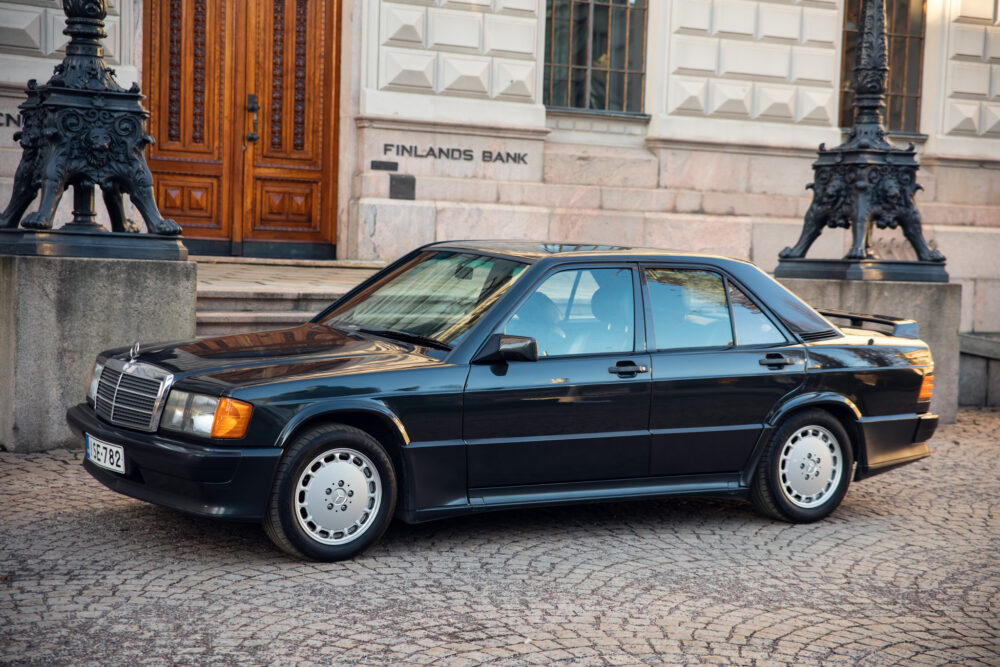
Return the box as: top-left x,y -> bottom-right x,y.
960,333 -> 1000,361
194,256 -> 385,269
195,260 -> 377,337
196,310 -> 318,337
197,289 -> 344,312
959,333 -> 1000,407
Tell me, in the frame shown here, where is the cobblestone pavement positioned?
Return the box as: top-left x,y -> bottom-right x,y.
2,411 -> 998,666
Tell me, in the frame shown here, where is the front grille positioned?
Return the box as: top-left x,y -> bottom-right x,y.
94,361 -> 172,432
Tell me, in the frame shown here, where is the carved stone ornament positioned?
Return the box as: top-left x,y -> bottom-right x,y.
0,0 -> 181,236
777,0 -> 944,271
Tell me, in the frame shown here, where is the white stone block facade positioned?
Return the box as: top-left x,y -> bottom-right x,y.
0,0 -> 997,333
944,0 -> 1000,136
341,0 -> 1000,336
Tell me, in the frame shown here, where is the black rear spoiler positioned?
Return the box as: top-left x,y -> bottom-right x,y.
817,309 -> 920,340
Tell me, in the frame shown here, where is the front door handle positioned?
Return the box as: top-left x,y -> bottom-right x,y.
609,361 -> 648,377
759,354 -> 796,368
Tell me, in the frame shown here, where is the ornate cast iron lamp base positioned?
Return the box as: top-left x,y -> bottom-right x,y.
0,229 -> 187,260
775,258 -> 948,283
774,0 -> 946,283
0,0 -> 182,247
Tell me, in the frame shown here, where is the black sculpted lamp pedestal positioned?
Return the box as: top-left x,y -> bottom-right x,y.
774,0 -> 960,422
774,0 -> 947,283
0,1 -> 196,453
0,0 -> 186,260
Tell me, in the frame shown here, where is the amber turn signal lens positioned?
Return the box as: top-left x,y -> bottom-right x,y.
210,398 -> 253,439
918,374 -> 934,402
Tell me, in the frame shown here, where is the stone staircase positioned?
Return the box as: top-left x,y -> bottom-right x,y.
959,333 -> 1000,408
195,258 -> 381,337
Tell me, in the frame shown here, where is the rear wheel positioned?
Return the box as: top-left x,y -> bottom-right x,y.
751,409 -> 853,523
264,424 -> 396,561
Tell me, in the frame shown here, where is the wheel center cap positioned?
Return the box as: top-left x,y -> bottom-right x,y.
332,488 -> 348,505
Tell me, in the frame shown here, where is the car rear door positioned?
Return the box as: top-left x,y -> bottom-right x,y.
642,266 -> 806,476
463,264 -> 652,488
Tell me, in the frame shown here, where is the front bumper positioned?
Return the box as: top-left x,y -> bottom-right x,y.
856,412 -> 937,479
67,403 -> 281,521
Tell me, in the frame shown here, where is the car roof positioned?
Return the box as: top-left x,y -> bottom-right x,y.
424,240 -> 738,263
421,240 -> 839,338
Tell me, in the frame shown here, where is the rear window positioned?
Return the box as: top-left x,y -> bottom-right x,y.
644,269 -> 787,350
645,269 -> 732,349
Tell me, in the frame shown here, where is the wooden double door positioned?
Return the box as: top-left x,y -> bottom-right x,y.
144,0 -> 340,256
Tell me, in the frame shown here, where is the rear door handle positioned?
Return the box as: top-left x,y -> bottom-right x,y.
609,362 -> 648,376
759,354 -> 796,368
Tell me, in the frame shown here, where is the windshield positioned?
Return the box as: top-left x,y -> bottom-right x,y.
322,251 -> 528,346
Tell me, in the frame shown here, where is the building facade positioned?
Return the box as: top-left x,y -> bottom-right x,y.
0,0 -> 998,331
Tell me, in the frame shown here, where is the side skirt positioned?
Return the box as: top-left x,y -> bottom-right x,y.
402,474 -> 747,524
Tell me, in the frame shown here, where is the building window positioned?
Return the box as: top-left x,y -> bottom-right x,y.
838,0 -> 926,133
543,0 -> 648,113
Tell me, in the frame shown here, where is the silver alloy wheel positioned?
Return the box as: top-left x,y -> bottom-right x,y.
778,425 -> 843,509
294,448 -> 382,545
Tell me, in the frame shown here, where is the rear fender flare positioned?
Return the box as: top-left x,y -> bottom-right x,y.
740,392 -> 864,487
766,392 -> 862,426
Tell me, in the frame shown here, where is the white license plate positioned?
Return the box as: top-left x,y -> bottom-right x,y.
86,435 -> 125,474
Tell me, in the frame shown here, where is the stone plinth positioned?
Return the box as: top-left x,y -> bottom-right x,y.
0,255 -> 196,452
778,278 -> 961,424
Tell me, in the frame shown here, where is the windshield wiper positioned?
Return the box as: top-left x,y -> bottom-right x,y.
354,325 -> 453,351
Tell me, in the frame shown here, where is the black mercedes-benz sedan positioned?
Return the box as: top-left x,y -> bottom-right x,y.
68,241 -> 938,561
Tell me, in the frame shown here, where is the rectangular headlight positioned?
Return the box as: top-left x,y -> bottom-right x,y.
160,390 -> 219,438
159,390 -> 253,439
86,360 -> 104,405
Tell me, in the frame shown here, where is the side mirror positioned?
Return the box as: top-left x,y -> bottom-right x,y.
473,333 -> 538,364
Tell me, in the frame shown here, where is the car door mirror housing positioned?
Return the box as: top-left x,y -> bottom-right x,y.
473,333 -> 538,364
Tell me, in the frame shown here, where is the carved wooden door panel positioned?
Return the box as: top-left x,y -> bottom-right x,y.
145,0 -> 239,242
144,0 -> 339,253
241,0 -> 338,246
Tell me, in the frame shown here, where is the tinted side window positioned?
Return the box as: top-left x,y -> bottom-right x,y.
645,269 -> 733,350
729,282 -> 786,346
506,268 -> 634,357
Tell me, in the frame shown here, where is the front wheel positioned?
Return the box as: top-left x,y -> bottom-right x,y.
751,409 -> 853,523
264,424 -> 397,561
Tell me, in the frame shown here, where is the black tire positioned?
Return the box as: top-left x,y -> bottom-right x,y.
750,409 -> 853,523
264,423 -> 397,561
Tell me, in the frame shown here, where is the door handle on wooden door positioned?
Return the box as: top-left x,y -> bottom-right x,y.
245,94 -> 260,144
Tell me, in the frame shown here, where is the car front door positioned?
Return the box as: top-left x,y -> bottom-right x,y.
642,266 -> 806,476
463,264 -> 652,489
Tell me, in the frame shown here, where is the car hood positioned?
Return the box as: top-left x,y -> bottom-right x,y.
115,324 -> 445,389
